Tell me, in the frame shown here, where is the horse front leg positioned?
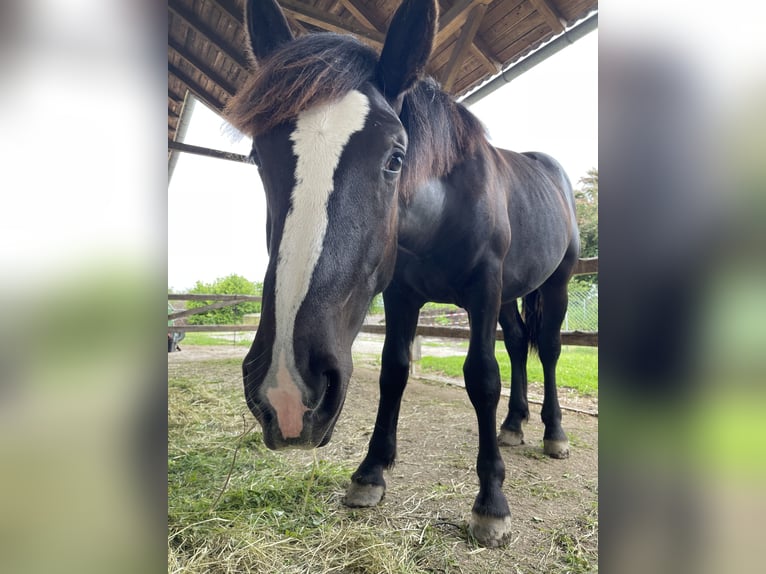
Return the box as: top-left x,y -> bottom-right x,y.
343,286 -> 421,508
462,273 -> 513,547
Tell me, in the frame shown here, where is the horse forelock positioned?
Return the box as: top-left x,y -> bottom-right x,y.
225,34 -> 378,138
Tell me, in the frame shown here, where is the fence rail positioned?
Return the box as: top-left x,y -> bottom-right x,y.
169,258 -> 598,346
167,321 -> 597,346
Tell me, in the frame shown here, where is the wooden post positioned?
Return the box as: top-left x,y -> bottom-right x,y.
410,335 -> 423,374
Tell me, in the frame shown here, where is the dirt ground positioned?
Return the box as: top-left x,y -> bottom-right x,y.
169,344 -> 598,572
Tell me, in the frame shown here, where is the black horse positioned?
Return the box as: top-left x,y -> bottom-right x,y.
227,0 -> 580,547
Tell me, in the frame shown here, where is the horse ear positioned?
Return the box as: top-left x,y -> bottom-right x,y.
244,0 -> 295,62
376,0 -> 438,100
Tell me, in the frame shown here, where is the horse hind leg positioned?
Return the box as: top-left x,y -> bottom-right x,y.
529,284 -> 571,459
497,300 -> 530,447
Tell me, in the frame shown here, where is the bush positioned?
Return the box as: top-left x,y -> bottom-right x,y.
186,274 -> 262,325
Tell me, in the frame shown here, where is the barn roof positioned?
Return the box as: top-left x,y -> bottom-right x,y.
168,0 -> 598,143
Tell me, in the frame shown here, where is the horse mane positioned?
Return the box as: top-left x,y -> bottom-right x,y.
225,33 -> 489,199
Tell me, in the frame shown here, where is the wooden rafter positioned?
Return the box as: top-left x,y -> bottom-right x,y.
441,3 -> 489,91
434,0 -> 498,77
168,0 -> 249,71
471,36 -> 502,74
169,36 -> 238,97
528,0 -> 567,34
208,0 -> 243,26
436,0 -> 479,42
286,14 -> 310,36
279,0 -> 384,47
168,140 -> 251,165
339,0 -> 383,31
168,62 -> 225,114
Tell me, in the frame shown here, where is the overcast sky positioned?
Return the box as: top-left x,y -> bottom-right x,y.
168,29 -> 598,292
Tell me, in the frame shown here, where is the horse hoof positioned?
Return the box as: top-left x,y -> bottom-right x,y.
497,428 -> 524,446
343,481 -> 385,507
543,438 -> 570,459
469,512 -> 512,548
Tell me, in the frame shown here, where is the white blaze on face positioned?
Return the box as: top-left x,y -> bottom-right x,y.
264,90 -> 370,439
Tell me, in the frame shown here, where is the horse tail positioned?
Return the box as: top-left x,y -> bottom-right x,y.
522,290 -> 543,354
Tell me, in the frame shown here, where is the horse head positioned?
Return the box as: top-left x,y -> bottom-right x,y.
228,0 -> 438,449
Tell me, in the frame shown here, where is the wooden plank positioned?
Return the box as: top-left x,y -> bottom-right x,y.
169,298 -> 253,321
435,0 -> 478,44
170,324 -> 259,332
359,324 -> 598,347
495,20 -> 550,64
339,0 -> 383,31
573,257 -> 598,275
441,3 -> 488,91
528,0 -> 567,34
171,323 -> 597,347
207,0 -> 243,25
167,62 -> 226,113
167,140 -> 251,164
482,0 -> 537,42
168,36 -> 238,97
168,0 -> 250,71
469,40 -> 502,75
279,0 -> 384,46
169,294 -> 263,302
286,14 -> 310,36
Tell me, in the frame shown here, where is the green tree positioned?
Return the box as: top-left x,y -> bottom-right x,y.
575,167 -> 598,258
574,168 -> 598,285
186,274 -> 262,325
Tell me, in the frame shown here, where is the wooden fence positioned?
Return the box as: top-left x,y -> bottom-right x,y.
168,258 -> 597,347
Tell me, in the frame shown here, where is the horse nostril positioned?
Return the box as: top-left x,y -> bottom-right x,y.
319,369 -> 342,410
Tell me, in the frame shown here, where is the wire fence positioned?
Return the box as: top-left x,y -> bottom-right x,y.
564,283 -> 598,331
410,280 -> 598,333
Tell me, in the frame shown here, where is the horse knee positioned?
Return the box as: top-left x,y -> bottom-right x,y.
463,357 -> 502,406
381,344 -> 411,377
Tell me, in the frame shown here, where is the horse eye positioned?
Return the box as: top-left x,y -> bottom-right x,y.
385,151 -> 404,173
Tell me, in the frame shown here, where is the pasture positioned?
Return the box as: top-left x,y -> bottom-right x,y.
168,343 -> 598,573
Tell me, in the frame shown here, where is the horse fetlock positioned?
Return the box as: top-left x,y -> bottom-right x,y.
497,428 -> 525,446
469,512 -> 513,548
543,438 -> 570,459
343,480 -> 385,507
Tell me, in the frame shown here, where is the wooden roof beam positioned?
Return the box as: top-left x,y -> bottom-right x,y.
528,0 -> 567,34
168,140 -> 251,164
467,37 -> 501,76
168,62 -> 225,114
168,0 -> 249,71
286,14 -> 310,36
208,0 -> 242,25
339,0 -> 383,31
433,0 -> 498,77
169,37 -> 238,97
440,3 -> 489,92
436,0 -> 491,44
279,0 -> 384,47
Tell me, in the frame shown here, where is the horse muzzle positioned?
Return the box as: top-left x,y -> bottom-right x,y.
244,366 -> 347,450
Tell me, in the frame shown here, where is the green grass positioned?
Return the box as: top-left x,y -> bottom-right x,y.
179,332 -> 254,347
168,365 -> 465,573
419,345 -> 598,396
169,355 -> 598,573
